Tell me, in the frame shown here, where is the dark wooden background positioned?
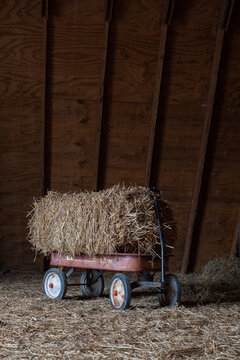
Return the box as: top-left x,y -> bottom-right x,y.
0,0 -> 239,272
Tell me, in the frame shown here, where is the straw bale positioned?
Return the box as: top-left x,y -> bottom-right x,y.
178,257 -> 240,304
27,185 -> 173,257
201,257 -> 240,282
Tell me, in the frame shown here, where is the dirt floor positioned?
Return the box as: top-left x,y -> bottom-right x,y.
0,270 -> 239,359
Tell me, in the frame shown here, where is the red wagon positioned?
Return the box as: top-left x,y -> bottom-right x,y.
42,189 -> 181,310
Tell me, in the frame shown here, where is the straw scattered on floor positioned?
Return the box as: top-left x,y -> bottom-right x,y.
0,267 -> 239,360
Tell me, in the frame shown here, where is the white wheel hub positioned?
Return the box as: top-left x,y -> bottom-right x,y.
110,278 -> 125,308
44,272 -> 62,299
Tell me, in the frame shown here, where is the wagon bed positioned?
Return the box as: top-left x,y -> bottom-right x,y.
50,252 -> 164,272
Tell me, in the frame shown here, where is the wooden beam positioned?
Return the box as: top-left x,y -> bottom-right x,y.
41,0 -> 49,272
40,0 -> 48,196
181,0 -> 235,273
93,0 -> 113,191
230,209 -> 240,257
144,0 -> 174,187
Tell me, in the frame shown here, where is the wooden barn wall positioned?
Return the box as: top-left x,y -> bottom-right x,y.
151,0 -> 220,271
99,0 -> 163,187
0,0 -> 239,271
189,0 -> 240,271
46,0 -> 105,192
0,0 -> 44,270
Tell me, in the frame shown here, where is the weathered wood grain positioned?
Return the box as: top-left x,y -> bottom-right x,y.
0,0 -> 44,270
46,0 -> 105,194
0,194 -> 34,225
48,0 -> 104,25
190,202 -> 240,271
93,0 -> 113,191
145,0 -> 174,187
40,0 -> 48,196
189,0 -> 240,271
47,0 -> 104,101
0,100 -> 42,196
0,25 -> 43,98
0,0 -> 42,22
100,0 -> 164,189
47,98 -> 98,192
182,27 -> 226,273
151,102 -> 206,202
152,0 -> 220,271
0,224 -> 42,270
104,0 -> 162,104
166,200 -> 192,272
100,101 -> 151,187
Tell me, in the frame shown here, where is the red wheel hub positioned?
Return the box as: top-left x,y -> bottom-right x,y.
49,283 -> 54,288
113,290 -> 118,296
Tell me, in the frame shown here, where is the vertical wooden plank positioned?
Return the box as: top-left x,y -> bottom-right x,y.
0,0 -> 45,270
40,0 -> 48,196
101,0 -> 164,188
181,0 -> 235,273
40,0 -> 49,272
144,0 -> 174,187
188,0 -> 240,272
47,0 -> 104,192
152,0 -> 220,272
230,210 -> 240,257
93,0 -> 113,191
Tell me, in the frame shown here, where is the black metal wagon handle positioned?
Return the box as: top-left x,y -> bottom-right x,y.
147,188 -> 165,287
147,187 -> 162,199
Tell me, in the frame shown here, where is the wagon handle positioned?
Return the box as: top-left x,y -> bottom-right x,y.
147,187 -> 162,199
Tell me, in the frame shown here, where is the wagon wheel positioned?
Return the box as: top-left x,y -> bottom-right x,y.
80,270 -> 104,298
43,268 -> 67,300
109,273 -> 131,310
158,274 -> 181,307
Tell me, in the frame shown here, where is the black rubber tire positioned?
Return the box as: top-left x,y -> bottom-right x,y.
43,268 -> 67,300
158,274 -> 181,307
109,273 -> 131,310
80,270 -> 104,298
